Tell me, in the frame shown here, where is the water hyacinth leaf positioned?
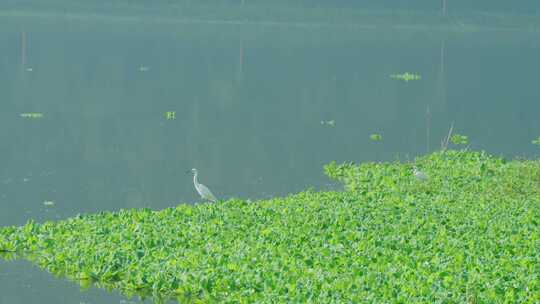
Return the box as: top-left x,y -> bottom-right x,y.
369,134 -> 382,141
450,134 -> 468,145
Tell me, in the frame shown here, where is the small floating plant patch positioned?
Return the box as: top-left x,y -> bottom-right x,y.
390,72 -> 421,82
20,112 -> 44,119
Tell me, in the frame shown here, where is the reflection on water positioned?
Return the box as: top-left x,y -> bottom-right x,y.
1,9 -> 540,303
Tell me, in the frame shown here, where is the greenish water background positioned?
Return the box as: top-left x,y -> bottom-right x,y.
1,3 -> 540,303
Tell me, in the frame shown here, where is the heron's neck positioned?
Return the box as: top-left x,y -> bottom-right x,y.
193,172 -> 199,186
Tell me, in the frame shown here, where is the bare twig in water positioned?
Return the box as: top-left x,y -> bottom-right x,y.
441,122 -> 454,151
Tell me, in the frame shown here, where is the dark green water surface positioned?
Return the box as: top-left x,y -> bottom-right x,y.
1,10 -> 539,303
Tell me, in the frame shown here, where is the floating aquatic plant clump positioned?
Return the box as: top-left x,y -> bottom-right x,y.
1,150 -> 540,303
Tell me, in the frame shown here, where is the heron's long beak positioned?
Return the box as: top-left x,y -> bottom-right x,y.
185,169 -> 191,174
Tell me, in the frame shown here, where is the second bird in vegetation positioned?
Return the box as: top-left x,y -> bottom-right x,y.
413,166 -> 428,181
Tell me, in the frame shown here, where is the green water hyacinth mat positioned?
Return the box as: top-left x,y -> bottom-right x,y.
1,151 -> 540,303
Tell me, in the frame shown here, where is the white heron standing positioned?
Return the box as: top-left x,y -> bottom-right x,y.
188,168 -> 217,202
413,166 -> 428,181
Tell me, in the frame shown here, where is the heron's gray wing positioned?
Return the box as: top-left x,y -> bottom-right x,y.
199,183 -> 217,201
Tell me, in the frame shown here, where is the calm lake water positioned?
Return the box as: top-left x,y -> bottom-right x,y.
1,10 -> 540,303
